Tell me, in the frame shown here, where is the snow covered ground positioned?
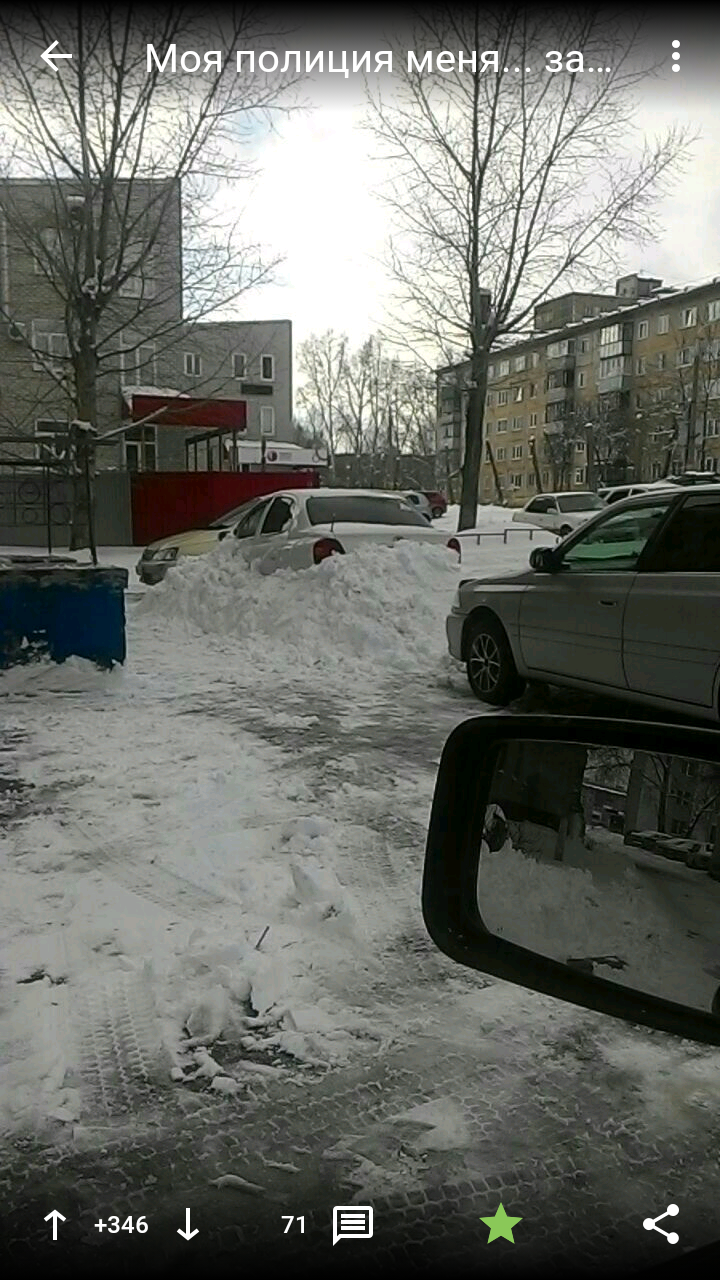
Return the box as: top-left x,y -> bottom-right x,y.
2,514 -> 720,1271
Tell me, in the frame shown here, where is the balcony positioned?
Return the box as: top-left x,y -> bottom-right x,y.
545,353 -> 576,371
597,372 -> 633,394
545,385 -> 574,405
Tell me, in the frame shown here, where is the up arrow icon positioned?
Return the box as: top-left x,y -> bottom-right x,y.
44,1209 -> 67,1241
177,1208 -> 199,1241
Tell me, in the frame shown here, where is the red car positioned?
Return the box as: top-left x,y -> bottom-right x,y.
423,490 -> 447,518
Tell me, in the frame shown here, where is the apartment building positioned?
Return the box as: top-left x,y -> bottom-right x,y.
437,273 -> 720,505
0,177 -> 292,473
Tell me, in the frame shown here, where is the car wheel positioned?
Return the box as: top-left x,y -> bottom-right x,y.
465,614 -> 525,706
432,506 -> 444,519
559,524 -> 572,537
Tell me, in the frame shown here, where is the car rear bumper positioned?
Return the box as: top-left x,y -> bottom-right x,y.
446,610 -> 465,660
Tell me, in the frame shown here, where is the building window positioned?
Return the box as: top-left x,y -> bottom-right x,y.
708,300 -> 720,323
637,320 -> 649,340
31,324 -> 70,371
529,383 -> 537,398
118,271 -> 156,300
232,352 -> 247,379
531,352 -> 540,367
575,440 -> 586,452
124,425 -> 157,472
577,371 -> 586,388
496,418 -> 508,433
636,357 -> 646,375
260,354 -> 275,381
513,355 -> 526,372
511,444 -> 523,459
677,347 -> 694,367
499,359 -> 510,376
657,314 -> 670,334
34,419 -> 68,461
496,446 -> 506,461
541,470 -> 549,485
511,385 -> 524,402
681,306 -> 698,328
527,472 -> 536,488
121,341 -> 156,385
511,416 -> 525,431
486,391 -> 495,407
600,325 -> 622,346
529,412 -> 538,427
547,339 -> 574,359
657,352 -> 667,371
259,406 -> 275,436
184,351 -> 202,376
497,390 -> 509,406
488,364 -> 496,379
575,467 -> 587,484
510,472 -> 523,487
34,229 -> 64,274
579,338 -> 590,354
706,419 -> 719,437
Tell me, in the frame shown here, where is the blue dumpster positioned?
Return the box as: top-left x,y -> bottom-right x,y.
0,563 -> 129,671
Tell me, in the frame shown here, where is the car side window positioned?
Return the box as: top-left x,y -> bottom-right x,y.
559,501 -> 673,573
233,500 -> 271,539
261,496 -> 294,535
525,498 -> 544,513
642,495 -> 720,572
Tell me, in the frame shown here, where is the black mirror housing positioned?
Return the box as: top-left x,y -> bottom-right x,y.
529,546 -> 558,572
422,714 -> 720,1046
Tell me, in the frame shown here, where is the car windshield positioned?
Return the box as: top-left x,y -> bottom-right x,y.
305,495 -> 430,527
209,501 -> 255,528
556,494 -> 606,512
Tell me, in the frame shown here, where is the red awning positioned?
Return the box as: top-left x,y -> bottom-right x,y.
126,394 -> 247,431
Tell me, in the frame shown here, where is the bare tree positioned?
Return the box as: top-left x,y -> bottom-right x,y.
366,7 -> 692,528
296,331 -> 348,480
0,5 -> 296,547
297,332 -> 439,487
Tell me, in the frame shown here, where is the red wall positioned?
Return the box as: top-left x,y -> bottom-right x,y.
130,471 -> 319,545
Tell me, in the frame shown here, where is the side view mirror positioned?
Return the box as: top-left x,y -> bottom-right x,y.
422,714 -> 720,1045
529,546 -> 559,572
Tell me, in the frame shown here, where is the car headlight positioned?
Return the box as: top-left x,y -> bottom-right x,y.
159,547 -> 179,561
451,587 -> 462,610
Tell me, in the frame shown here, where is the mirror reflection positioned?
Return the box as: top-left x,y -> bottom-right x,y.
478,741 -> 720,1014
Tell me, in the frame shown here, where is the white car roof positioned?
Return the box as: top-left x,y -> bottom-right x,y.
253,488 -> 415,501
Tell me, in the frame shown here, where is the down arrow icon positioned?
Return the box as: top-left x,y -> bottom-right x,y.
177,1208 -> 199,1240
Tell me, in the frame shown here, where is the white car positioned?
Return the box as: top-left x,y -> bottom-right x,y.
599,482 -> 676,505
512,491 -> 606,537
400,490 -> 433,521
147,488 -> 462,579
447,484 -> 720,722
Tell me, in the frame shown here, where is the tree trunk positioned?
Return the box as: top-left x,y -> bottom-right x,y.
458,342 -> 490,529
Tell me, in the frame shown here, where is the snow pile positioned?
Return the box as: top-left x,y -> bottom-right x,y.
135,537 -> 461,682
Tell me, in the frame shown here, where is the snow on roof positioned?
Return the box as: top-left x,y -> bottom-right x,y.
121,385 -> 190,406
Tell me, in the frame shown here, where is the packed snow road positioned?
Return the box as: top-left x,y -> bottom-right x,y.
2,530 -> 720,1277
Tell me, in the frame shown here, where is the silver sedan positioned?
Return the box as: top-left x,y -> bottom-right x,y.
448,485 -> 720,722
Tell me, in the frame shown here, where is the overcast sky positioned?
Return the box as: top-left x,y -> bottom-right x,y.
233,16 -> 720,354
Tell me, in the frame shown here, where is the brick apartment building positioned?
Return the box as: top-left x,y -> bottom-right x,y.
0,177 -> 292,473
437,273 -> 720,505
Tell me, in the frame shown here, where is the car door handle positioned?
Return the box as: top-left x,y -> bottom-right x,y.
599,599 -> 617,607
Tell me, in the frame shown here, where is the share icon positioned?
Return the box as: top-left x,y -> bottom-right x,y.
643,1205 -> 679,1245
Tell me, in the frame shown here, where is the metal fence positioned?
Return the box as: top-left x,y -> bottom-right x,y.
457,525 -> 546,546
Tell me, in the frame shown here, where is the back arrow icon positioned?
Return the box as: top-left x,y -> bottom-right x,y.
177,1208 -> 199,1241
44,1210 -> 67,1241
41,41 -> 73,71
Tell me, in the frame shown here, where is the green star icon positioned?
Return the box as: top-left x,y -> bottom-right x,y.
481,1203 -> 522,1243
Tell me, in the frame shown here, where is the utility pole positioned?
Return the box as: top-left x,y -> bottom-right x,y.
529,436 -> 543,492
584,421 -> 596,490
684,352 -> 701,471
